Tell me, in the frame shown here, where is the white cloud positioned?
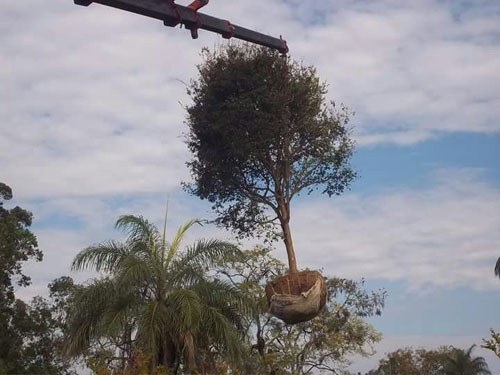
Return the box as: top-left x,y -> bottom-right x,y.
2,0 -> 500,304
291,168 -> 500,290
2,0 -> 201,199
288,0 -> 500,143
14,167 -> 500,303
16,192 -> 231,300
2,0 -> 500,199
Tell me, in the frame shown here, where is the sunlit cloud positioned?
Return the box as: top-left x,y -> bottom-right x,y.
292,168 -> 500,290
2,0 -> 500,199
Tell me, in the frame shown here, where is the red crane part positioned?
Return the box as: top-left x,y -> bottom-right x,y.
74,0 -> 289,54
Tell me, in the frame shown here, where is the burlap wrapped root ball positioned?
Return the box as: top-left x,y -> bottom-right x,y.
265,270 -> 327,324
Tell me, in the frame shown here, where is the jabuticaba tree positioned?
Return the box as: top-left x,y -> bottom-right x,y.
185,44 -> 356,323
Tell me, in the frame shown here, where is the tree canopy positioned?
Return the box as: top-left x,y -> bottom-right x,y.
214,247 -> 385,374
373,347 -> 451,375
482,329 -> 500,359
440,345 -> 491,375
67,215 -> 251,373
0,183 -> 76,374
0,182 -> 42,299
185,44 -> 356,273
371,345 -> 492,375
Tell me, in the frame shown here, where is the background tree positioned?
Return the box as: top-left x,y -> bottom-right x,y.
482,329 -> 500,359
481,257 -> 500,361
185,44 -> 356,274
373,347 -> 452,375
438,345 -> 491,375
0,182 -> 41,306
67,215 -> 251,374
214,247 -> 385,374
0,183 -> 76,374
5,278 -> 79,375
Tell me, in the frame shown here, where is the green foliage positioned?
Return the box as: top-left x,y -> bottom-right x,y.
0,182 -> 41,297
0,183 -> 77,374
439,345 -> 491,375
482,329 -> 500,358
372,345 -> 492,375
185,44 -> 356,242
214,247 -> 385,374
374,347 -> 452,375
67,214 -> 251,373
0,276 -> 79,374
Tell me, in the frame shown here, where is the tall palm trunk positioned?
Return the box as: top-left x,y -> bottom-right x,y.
183,333 -> 196,372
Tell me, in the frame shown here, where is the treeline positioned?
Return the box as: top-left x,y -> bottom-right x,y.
1,182 -> 386,374
365,346 -> 492,375
2,183 -> 497,375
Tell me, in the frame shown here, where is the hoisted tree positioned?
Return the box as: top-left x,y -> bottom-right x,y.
185,44 -> 356,324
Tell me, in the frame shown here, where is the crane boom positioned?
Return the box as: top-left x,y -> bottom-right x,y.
74,0 -> 289,54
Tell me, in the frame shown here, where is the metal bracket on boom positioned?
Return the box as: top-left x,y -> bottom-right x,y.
73,0 -> 289,54
164,0 -> 181,27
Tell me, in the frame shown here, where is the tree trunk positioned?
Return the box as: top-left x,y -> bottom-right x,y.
183,333 -> 196,372
164,336 -> 177,368
281,219 -> 298,274
255,315 -> 266,357
278,199 -> 297,274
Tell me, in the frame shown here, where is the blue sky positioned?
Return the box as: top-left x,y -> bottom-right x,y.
2,0 -> 499,373
353,133 -> 500,193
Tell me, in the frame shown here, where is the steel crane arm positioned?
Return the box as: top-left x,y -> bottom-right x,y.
74,0 -> 289,54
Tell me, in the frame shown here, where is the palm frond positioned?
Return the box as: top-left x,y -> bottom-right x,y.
200,305 -> 244,365
166,219 -> 203,266
126,239 -> 155,257
195,279 -> 255,321
168,261 -> 207,288
174,239 -> 240,275
65,278 -> 116,355
73,278 -> 116,309
165,289 -> 202,334
161,199 -> 169,260
471,355 -> 492,374
467,343 -> 477,355
66,316 -> 102,357
71,241 -> 129,272
114,253 -> 159,294
116,215 -> 161,255
136,300 -> 168,356
101,290 -> 138,337
442,345 -> 492,375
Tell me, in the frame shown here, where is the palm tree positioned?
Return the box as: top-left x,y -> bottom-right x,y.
440,345 -> 491,375
67,215 -> 250,373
